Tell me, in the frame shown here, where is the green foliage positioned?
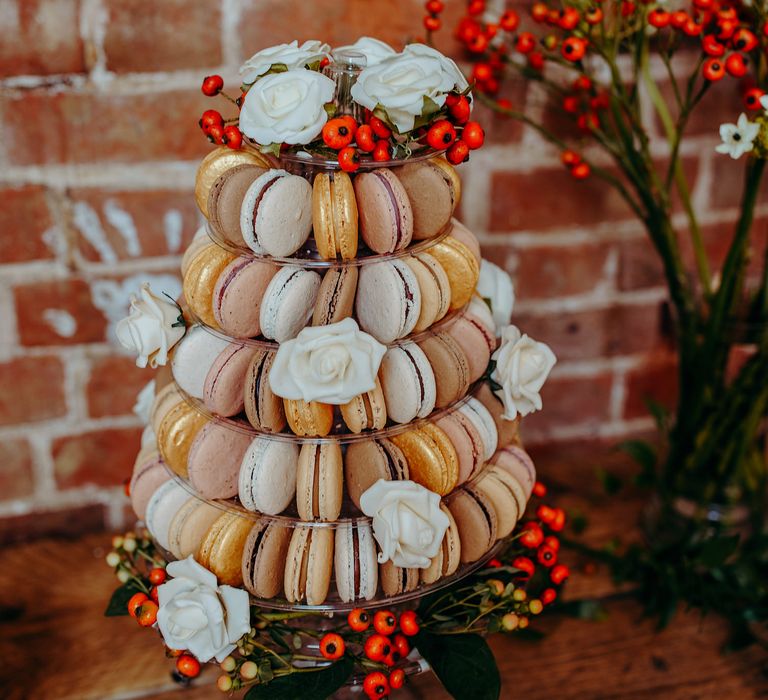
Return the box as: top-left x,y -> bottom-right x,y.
104,580 -> 143,617
244,658 -> 354,700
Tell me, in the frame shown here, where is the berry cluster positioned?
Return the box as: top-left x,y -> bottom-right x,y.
198,74 -> 244,150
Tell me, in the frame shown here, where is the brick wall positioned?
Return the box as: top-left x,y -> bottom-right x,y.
0,0 -> 760,541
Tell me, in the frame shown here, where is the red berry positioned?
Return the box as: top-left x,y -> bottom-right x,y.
717,19 -> 738,41
515,32 -> 536,54
426,0 -> 444,12
496,98 -> 512,111
176,654 -> 201,678
558,8 -> 580,30
702,34 -> 726,57
543,535 -> 560,552
199,109 -> 224,134
527,51 -> 544,71
320,632 -> 346,660
137,600 -> 159,627
702,57 -> 725,81
373,610 -> 397,636
456,17 -> 482,43
725,53 -> 748,78
449,94 -> 471,124
571,162 -> 591,179
364,634 -> 391,662
372,139 -> 392,162
561,149 -> 581,166
537,544 -> 558,567
585,7 -> 603,24
733,28 -> 759,52
383,648 -> 401,667
621,1 -> 636,16
533,481 -> 547,498
462,121 -> 485,150
149,586 -> 159,604
519,521 -> 544,548
512,556 -> 535,577
363,671 -> 390,699
670,10 -> 688,28
355,124 -> 376,152
201,74 -> 224,97
127,592 -> 148,618
467,0 -> 485,16
446,139 -> 470,164
682,17 -> 702,37
348,608 -> 371,632
323,117 -> 356,150
561,36 -> 587,62
551,564 -> 570,584
500,10 -> 520,31
338,146 -> 360,172
207,123 -> 225,144
368,115 -> 392,138
472,62 -> 493,82
648,8 -> 669,28
550,508 -> 566,531
389,668 -> 406,689
693,0 -> 713,8
148,567 -> 167,585
562,95 -> 579,113
467,33 -> 489,53
541,587 -> 557,605
424,15 -> 441,31
426,119 -> 457,150
530,2 -> 549,22
222,125 -> 243,150
399,610 -> 420,636
744,87 -> 765,111
392,633 -> 410,658
537,505 -> 556,524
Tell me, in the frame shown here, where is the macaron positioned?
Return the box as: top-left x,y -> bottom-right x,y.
312,170 -> 359,260
156,399 -> 208,477
421,504 -> 461,584
243,349 -> 287,432
475,382 -> 521,448
181,226 -> 213,278
403,253 -> 451,332
448,218 -> 482,265
284,526 -> 334,605
475,466 -> 525,538
241,519 -> 293,598
491,445 -> 536,502
203,343 -> 256,417
239,437 -> 299,515
390,423 -> 459,496
187,421 -> 252,500
207,164 -> 268,246
355,260 -> 422,344
435,410 -> 484,485
167,498 -> 222,559
394,158 -> 459,240
448,485 -> 498,564
240,169 -> 313,256
129,452 -> 171,521
198,511 -> 253,587
446,298 -> 495,382
340,376 -> 387,433
353,168 -> 413,254
335,521 -> 379,602
260,265 -> 322,342
418,332 -> 470,408
312,266 -> 358,326
296,442 -> 343,521
379,341 -> 436,424
458,397 -> 499,462
284,399 -> 334,437
182,244 -> 238,328
145,479 -> 192,552
213,256 -> 278,338
195,146 -> 271,217
429,236 -> 480,311
379,560 -> 419,597
171,326 -> 231,400
345,438 -> 410,510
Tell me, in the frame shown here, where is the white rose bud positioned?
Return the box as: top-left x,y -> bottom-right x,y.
490,325 -> 556,420
476,259 -> 515,336
335,37 -> 397,66
115,284 -> 186,369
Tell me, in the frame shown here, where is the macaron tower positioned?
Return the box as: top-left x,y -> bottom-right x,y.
119,38 -> 557,618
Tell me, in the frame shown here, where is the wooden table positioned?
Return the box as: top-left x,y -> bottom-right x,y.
1,487 -> 766,699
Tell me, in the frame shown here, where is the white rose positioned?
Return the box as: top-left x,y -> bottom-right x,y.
351,50 -> 458,133
335,37 -> 397,66
240,69 -> 336,146
490,325 -> 556,420
240,40 -> 330,84
403,43 -> 470,93
360,480 -> 449,569
476,259 -> 515,336
133,380 -> 155,424
269,318 -> 386,404
156,556 -> 250,663
115,283 -> 186,369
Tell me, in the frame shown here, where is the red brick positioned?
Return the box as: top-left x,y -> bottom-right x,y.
619,237 -> 665,291
0,0 -> 85,78
239,0 -> 424,53
103,0 -> 222,73
709,154 -> 768,212
523,373 -> 614,439
489,166 -> 634,231
87,355 -> 152,418
0,357 -> 66,425
0,186 -> 56,263
14,278 -> 107,346
69,189 -> 200,262
53,427 -> 142,489
513,301 -> 668,362
2,89 -> 212,166
624,353 -> 678,420
0,504 -> 106,545
0,439 -> 35,500
473,80 -> 529,146
483,241 -> 614,300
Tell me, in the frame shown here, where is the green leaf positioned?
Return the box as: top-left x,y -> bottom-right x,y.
244,657 -> 353,700
104,580 -> 143,617
415,631 -> 500,700
645,398 -> 670,434
618,439 -> 657,473
595,467 -> 623,495
698,534 -> 740,568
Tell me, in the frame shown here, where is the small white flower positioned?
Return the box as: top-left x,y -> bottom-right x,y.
240,40 -> 330,84
715,113 -> 760,160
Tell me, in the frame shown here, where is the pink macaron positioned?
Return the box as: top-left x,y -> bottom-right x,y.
353,168 -> 414,254
446,299 -> 496,383
491,445 -> 536,500
187,421 -> 252,499
449,218 -> 482,264
213,256 -> 278,339
130,451 -> 171,521
203,343 -> 257,417
436,410 -> 485,485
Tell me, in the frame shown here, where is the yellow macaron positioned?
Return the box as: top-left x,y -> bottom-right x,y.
391,423 -> 459,496
182,243 -> 237,329
197,511 -> 253,587
430,237 -> 480,311
156,400 -> 207,478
